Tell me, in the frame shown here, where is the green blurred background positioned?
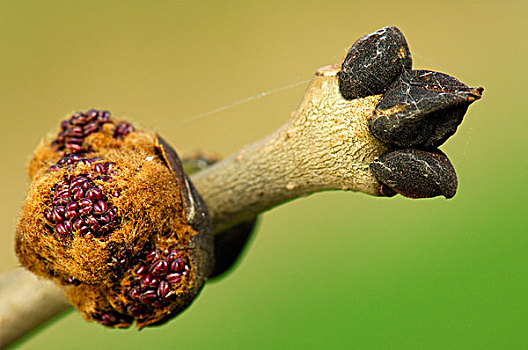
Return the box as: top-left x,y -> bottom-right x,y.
1,0 -> 526,348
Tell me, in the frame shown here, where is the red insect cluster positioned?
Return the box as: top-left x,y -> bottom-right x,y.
45,155 -> 119,240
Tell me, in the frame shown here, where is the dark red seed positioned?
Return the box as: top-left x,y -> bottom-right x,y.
63,220 -> 72,233
79,226 -> 90,235
86,109 -> 98,119
78,198 -> 93,210
67,137 -> 84,144
70,177 -> 86,187
53,196 -> 70,206
65,209 -> 77,220
85,187 -> 102,200
112,191 -> 120,198
68,126 -> 84,137
141,274 -> 153,288
56,188 -> 69,196
66,202 -> 78,211
128,305 -> 143,317
56,180 -> 68,187
83,122 -> 99,134
100,214 -> 111,224
149,278 -> 160,288
94,163 -> 105,174
114,122 -> 134,138
51,208 -> 64,222
56,223 -> 68,237
65,143 -> 82,152
100,213 -> 112,224
66,140 -> 82,152
166,273 -> 182,284
81,181 -> 90,191
71,189 -> 84,201
55,187 -> 69,195
78,207 -> 91,216
101,313 -> 116,324
170,258 -> 185,273
139,290 -> 157,305
149,260 -> 168,276
105,162 -> 116,172
135,265 -> 147,275
83,112 -> 95,122
54,190 -> 70,205
45,208 -> 53,221
157,281 -> 170,299
129,287 -> 141,301
97,175 -> 113,182
84,216 -> 98,226
93,200 -> 108,215
101,110 -> 111,121
90,222 -> 101,231
73,218 -> 84,230
107,209 -> 117,219
117,316 -> 130,325
146,251 -> 159,261
72,116 -> 87,126
55,190 -> 70,200
151,301 -> 164,309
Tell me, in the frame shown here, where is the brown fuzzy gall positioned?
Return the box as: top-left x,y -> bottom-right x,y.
16,111 -> 214,329
65,240 -> 207,329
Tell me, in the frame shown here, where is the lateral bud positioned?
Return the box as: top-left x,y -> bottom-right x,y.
370,148 -> 458,199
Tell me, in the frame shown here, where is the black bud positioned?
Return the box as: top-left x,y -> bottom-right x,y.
369,70 -> 483,148
370,148 -> 458,199
338,26 -> 412,100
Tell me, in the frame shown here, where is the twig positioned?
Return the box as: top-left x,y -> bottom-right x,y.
193,65 -> 387,232
0,65 -> 389,347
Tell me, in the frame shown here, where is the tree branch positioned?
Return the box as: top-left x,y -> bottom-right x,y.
0,268 -> 70,347
193,65 -> 387,232
0,65 -> 390,347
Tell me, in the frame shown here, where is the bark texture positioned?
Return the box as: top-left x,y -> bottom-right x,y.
193,65 -> 387,232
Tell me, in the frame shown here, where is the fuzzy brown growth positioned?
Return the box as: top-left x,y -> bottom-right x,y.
65,242 -> 204,329
16,111 -> 213,329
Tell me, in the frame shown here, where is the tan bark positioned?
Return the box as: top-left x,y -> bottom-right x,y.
193,65 -> 387,232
